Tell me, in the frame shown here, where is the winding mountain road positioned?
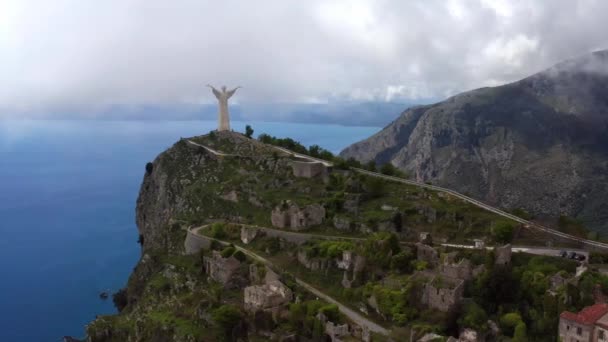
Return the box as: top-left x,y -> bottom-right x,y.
186,140 -> 234,156
353,168 -> 608,250
189,227 -> 389,336
187,138 -> 608,251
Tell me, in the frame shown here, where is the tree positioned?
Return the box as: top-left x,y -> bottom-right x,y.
380,163 -> 398,176
145,162 -> 154,175
500,312 -> 523,336
221,246 -> 236,258
493,221 -> 514,244
212,305 -> 243,340
210,222 -> 227,239
364,177 -> 386,198
513,322 -> 527,342
245,125 -> 254,138
308,145 -> 321,157
365,160 -> 377,172
312,318 -> 324,341
458,302 -> 488,332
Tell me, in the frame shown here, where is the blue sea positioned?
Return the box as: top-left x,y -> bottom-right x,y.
0,120 -> 380,341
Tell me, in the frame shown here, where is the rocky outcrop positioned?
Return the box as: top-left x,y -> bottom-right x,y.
340,50 -> 608,231
271,201 -> 325,230
244,280 -> 293,312
291,160 -> 327,178
241,226 -> 258,244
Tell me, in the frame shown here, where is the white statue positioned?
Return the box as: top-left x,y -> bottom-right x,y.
207,84 -> 240,131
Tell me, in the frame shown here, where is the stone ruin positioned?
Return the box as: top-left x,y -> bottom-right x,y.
244,265 -> 293,313
440,257 -> 473,281
271,200 -> 325,230
416,242 -> 440,266
291,160 -> 327,178
240,226 -> 258,244
244,280 -> 293,312
317,312 -> 353,342
415,271 -> 464,312
419,232 -> 433,245
297,249 -> 331,271
494,244 -> 512,266
203,250 -> 243,287
325,321 -> 350,342
336,251 -> 366,288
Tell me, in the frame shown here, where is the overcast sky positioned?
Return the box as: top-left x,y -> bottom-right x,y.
1,0 -> 608,118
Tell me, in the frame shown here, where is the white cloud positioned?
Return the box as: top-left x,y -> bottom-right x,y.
0,0 -> 607,118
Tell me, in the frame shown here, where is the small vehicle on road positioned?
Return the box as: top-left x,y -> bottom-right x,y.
559,250 -> 568,258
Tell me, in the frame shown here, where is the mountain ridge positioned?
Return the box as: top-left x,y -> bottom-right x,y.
340,50 -> 608,232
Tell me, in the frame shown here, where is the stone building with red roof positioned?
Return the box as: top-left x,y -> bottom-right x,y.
559,303 -> 608,342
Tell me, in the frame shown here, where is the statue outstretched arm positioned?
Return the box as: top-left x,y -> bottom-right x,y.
226,86 -> 241,98
206,84 -> 221,99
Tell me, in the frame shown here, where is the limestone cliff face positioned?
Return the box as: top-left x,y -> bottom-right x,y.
341,51 -> 608,231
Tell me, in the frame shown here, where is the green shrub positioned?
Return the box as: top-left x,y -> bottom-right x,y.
513,322 -> 527,341
245,125 -> 254,138
590,252 -> 608,264
500,312 -> 523,336
458,302 -> 488,332
319,304 -> 340,321
221,246 -> 236,258
210,222 -> 227,239
145,162 -> 154,175
364,177 -> 386,198
493,221 -> 514,244
212,305 -> 242,338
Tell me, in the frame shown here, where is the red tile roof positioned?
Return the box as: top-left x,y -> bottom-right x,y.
561,303 -> 608,325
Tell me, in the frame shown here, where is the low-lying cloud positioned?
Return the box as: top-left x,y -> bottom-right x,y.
1,0 -> 607,118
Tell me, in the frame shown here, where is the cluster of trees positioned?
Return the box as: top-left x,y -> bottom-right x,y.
467,251 -> 599,341
492,221 -> 515,244
256,131 -> 407,177
287,300 -> 341,341
558,215 -> 593,239
303,240 -> 355,259
258,133 -> 310,155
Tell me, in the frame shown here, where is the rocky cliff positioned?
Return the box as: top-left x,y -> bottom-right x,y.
341,50 -> 608,232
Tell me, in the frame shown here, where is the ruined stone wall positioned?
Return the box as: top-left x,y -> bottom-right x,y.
271,202 -> 325,230
184,229 -> 212,254
495,244 -> 512,266
440,259 -> 473,281
203,251 -> 241,285
421,276 -> 464,312
291,160 -> 327,178
416,243 -> 439,265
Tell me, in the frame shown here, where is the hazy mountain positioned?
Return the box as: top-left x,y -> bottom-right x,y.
341,50 -> 608,232
47,101 -> 428,127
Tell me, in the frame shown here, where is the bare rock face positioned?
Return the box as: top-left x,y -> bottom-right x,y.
221,190 -> 239,203
341,51 -> 608,231
271,201 -> 325,230
244,280 -> 293,312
